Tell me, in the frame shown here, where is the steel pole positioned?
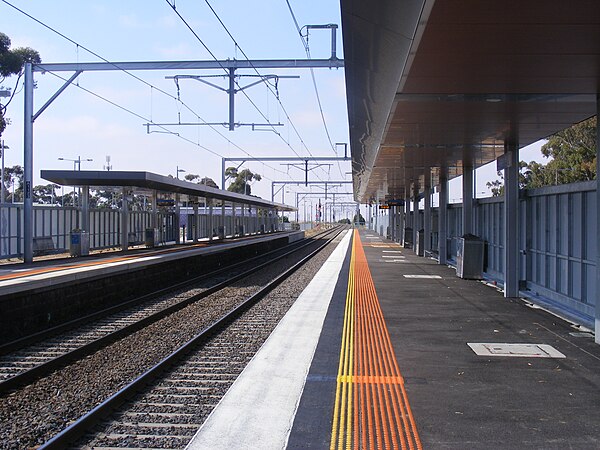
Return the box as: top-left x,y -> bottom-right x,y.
221,158 -> 226,190
504,139 -> 519,297
23,63 -> 34,263
438,168 -> 448,265
462,163 -> 473,236
228,68 -> 235,131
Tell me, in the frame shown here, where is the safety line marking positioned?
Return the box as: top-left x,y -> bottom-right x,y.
330,230 -> 422,450
0,243 -> 210,282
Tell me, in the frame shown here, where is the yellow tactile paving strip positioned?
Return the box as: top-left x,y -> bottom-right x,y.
330,230 -> 421,450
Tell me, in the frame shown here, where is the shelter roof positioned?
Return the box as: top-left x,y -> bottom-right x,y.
341,0 -> 600,202
40,170 -> 295,211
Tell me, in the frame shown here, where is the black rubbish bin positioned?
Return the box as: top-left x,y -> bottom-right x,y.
145,228 -> 158,248
403,227 -> 413,249
456,234 -> 484,279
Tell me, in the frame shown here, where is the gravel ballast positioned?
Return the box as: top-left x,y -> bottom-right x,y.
0,229 -> 345,449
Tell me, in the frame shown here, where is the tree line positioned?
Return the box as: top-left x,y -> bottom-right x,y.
487,116 -> 597,195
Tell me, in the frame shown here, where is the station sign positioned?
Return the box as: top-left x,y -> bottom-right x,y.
379,204 -> 390,210
386,199 -> 405,206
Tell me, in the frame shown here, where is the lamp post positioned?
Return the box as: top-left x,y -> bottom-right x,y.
58,156 -> 93,206
176,166 -> 186,180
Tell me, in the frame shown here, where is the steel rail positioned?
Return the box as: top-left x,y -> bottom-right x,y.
0,232 -> 318,356
0,227 -> 338,393
39,226 -> 345,449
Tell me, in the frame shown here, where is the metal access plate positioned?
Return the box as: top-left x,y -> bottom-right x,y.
468,343 -> 565,358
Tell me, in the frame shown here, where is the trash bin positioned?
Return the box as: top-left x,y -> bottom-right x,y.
145,228 -> 158,248
403,227 -> 413,249
238,225 -> 245,237
218,225 -> 225,240
456,234 -> 484,279
70,230 -> 89,257
415,229 -> 425,256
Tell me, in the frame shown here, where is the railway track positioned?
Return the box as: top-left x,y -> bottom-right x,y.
39,226 -> 346,449
0,228 -> 337,394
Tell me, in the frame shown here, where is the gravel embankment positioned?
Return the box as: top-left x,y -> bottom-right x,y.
0,229 -> 345,449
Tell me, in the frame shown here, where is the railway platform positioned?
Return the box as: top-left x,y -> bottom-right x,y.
0,230 -> 304,344
188,228 -> 600,449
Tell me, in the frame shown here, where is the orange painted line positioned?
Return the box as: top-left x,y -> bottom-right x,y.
362,263 -> 395,450
353,289 -> 359,450
357,279 -> 368,450
0,243 -> 208,282
331,230 -> 421,450
337,375 -> 404,384
357,232 -> 422,450
364,281 -> 408,450
361,248 -> 408,449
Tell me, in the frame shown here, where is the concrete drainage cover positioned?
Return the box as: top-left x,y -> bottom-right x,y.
468,343 -> 565,358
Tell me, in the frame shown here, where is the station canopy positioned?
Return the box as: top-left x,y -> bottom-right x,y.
341,0 -> 600,203
41,170 -> 295,211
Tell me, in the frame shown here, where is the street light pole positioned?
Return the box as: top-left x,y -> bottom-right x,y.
58,156 -> 93,206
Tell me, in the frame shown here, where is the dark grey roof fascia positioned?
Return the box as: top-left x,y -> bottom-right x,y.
40,170 -> 295,211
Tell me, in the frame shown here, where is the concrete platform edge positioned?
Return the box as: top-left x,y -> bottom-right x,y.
185,229 -> 352,450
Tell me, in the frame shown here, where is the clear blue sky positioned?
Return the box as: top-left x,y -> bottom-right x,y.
1,0 -> 547,217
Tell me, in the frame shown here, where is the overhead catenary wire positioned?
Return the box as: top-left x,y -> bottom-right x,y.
166,0 -> 334,183
284,0 -> 345,178
201,0 -> 318,159
44,71 -> 283,183
163,0 -> 317,181
0,0 -> 293,182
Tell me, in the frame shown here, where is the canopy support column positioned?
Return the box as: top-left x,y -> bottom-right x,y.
424,177 -> 432,254
412,183 -> 419,254
208,199 -> 214,242
232,202 -> 237,237
504,138 -> 520,297
151,190 -> 157,228
175,194 -> 181,244
438,168 -> 448,265
221,201 -> 226,239
193,200 -> 199,242
240,203 -> 245,236
81,186 -> 90,233
121,188 -> 129,252
462,163 -> 473,236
